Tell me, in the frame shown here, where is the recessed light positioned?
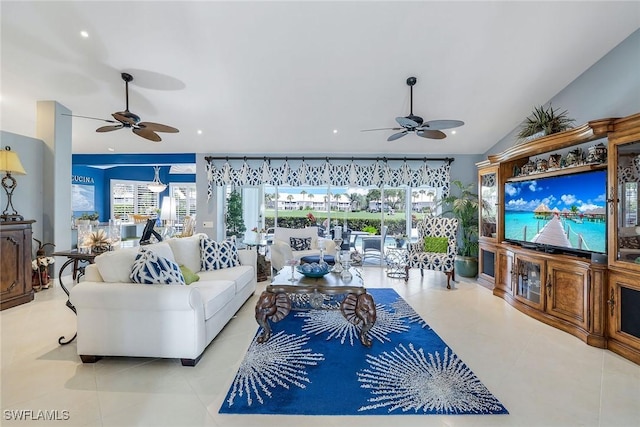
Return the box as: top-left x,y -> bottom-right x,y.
107,147 -> 115,152
197,129 -> 203,135
451,130 -> 456,135
80,30 -> 89,38
333,129 -> 338,134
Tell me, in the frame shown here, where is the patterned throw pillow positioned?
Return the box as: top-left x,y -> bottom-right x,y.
290,237 -> 312,251
423,236 -> 449,253
130,248 -> 186,285
201,238 -> 240,270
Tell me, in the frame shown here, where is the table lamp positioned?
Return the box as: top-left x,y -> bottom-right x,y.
0,147 -> 27,221
160,196 -> 176,238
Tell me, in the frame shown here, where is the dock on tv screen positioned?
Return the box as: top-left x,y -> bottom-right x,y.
504,169 -> 607,254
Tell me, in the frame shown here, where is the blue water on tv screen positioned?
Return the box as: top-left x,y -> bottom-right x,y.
504,169 -> 607,254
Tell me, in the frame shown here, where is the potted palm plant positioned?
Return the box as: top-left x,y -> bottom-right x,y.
442,180 -> 479,277
517,104 -> 575,141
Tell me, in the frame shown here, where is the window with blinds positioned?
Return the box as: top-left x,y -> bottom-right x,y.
112,180 -> 160,218
170,184 -> 197,224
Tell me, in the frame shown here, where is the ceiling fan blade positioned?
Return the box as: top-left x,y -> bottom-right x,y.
361,127 -> 404,132
416,129 -> 447,140
112,111 -> 139,125
96,124 -> 123,133
138,122 -> 179,133
387,131 -> 408,142
396,116 -> 419,128
422,119 -> 465,130
62,113 -> 118,123
133,127 -> 162,142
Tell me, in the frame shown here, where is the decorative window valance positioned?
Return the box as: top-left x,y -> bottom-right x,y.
204,156 -> 454,200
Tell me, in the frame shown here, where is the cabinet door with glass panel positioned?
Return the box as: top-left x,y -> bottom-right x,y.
608,136 -> 640,272
513,253 -> 545,310
479,165 -> 499,241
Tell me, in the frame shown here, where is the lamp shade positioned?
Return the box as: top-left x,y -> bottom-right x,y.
0,149 -> 27,175
160,196 -> 176,221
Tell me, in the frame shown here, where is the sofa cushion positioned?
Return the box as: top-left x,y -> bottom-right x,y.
130,248 -> 186,285
191,281 -> 235,320
94,246 -> 139,283
198,265 -> 254,293
167,234 -> 206,273
290,236 -> 311,251
423,236 -> 448,253
201,238 -> 240,270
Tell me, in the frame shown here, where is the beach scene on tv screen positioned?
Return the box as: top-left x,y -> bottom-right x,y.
504,170 -> 606,253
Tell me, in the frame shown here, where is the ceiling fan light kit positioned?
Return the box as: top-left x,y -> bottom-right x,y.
67,72 -> 179,143
362,76 -> 464,141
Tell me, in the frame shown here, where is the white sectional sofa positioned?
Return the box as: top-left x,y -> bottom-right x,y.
270,226 -> 336,271
70,234 -> 256,366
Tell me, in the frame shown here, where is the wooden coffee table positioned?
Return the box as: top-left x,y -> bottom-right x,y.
254,267 -> 376,347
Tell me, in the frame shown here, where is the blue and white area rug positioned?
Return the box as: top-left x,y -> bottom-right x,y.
219,288 -> 508,416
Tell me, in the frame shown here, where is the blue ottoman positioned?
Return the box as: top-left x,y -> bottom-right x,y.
299,255 -> 335,265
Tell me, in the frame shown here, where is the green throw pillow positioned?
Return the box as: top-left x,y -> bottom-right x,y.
423,236 -> 448,253
180,265 -> 200,285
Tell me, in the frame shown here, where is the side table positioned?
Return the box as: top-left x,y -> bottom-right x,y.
52,250 -> 96,345
385,247 -> 408,280
243,239 -> 269,282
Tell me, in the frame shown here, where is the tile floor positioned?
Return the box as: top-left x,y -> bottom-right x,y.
1,268 -> 639,426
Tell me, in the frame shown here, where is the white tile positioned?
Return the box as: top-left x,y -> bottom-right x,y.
2,266 -> 639,426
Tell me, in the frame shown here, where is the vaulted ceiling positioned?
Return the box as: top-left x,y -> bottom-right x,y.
2,1 -> 639,156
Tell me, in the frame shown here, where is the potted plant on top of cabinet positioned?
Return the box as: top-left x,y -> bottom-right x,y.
442,180 -> 479,277
517,104 -> 575,141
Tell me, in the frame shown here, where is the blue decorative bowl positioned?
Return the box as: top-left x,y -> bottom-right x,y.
297,262 -> 331,278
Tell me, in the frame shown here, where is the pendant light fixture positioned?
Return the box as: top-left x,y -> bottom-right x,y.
147,166 -> 167,193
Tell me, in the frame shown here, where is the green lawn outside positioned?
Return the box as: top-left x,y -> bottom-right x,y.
263,209 -> 426,235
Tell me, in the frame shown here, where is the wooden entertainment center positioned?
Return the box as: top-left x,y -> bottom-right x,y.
477,112 -> 640,365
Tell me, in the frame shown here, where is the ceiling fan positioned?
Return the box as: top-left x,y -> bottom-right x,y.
65,72 -> 179,142
362,76 -> 464,141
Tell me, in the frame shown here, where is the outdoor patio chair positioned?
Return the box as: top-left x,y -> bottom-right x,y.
362,225 -> 388,263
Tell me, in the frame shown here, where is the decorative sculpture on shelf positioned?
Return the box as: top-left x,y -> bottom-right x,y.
31,238 -> 55,291
332,238 -> 343,273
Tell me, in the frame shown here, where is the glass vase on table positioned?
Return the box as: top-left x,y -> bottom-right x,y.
285,258 -> 299,283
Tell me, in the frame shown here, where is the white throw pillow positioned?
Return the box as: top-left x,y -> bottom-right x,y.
129,248 -> 185,285
201,238 -> 240,270
141,241 -> 175,263
166,234 -> 204,273
94,247 -> 139,283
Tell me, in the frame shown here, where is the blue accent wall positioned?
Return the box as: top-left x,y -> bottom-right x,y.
72,153 -> 196,221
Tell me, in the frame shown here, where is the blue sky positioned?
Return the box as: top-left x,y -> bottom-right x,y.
504,170 -> 607,212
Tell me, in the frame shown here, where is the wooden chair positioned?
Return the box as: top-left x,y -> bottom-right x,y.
131,214 -> 150,224
405,217 -> 458,289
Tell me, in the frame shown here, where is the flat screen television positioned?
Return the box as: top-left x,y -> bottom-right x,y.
504,169 -> 607,257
